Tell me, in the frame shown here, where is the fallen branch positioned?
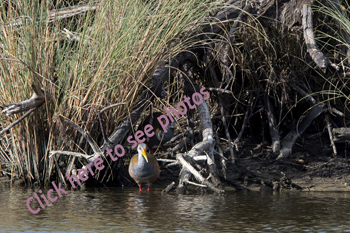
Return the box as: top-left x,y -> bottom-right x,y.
176,153 -> 224,194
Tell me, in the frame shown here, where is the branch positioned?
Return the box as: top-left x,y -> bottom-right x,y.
277,104 -> 326,159
176,154 -> 224,194
59,116 -> 103,162
0,108 -> 35,136
1,83 -> 45,115
49,150 -> 92,160
325,114 -> 337,156
302,4 -> 339,70
161,182 -> 175,194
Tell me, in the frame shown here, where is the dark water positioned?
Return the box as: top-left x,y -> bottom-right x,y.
1,185 -> 350,232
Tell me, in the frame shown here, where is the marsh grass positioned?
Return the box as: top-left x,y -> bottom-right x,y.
0,0 -> 218,185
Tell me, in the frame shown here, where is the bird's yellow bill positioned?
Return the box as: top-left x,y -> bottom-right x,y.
142,148 -> 148,163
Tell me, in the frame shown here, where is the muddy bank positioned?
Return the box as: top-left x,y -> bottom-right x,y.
150,131 -> 350,193
218,133 -> 350,192
223,154 -> 350,192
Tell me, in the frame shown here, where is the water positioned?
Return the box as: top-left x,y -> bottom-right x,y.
1,185 -> 350,232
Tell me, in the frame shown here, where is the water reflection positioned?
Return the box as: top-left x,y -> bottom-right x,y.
1,185 -> 350,232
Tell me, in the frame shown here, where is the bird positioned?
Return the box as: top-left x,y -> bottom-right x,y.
140,111 -> 175,154
129,143 -> 160,191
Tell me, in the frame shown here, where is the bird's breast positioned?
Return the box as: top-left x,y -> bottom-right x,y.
131,162 -> 155,179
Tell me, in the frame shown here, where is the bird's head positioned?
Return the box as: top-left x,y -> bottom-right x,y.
137,143 -> 148,163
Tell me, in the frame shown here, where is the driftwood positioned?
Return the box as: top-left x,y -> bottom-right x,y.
176,154 -> 224,194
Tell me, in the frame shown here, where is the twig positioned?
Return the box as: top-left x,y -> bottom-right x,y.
325,114 -> 337,156
49,150 -> 92,160
329,107 -> 344,117
203,87 -> 233,94
157,159 -> 177,163
59,116 -> 102,159
0,108 -> 35,136
291,83 -> 317,105
183,179 -> 207,188
165,162 -> 179,168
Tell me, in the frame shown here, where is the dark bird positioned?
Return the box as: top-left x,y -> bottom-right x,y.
129,143 -> 160,191
140,111 -> 175,154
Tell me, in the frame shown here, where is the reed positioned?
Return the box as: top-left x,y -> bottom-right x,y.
0,0 -> 217,185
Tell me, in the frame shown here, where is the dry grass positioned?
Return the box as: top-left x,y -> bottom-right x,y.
0,0 -> 218,185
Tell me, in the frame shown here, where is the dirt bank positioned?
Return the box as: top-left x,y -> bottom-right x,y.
219,133 -> 350,192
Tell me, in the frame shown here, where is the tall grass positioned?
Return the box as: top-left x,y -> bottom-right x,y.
312,0 -> 350,112
0,0 -> 218,185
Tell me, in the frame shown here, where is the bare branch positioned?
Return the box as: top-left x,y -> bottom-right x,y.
302,4 -> 339,70
0,108 -> 35,136
176,153 -> 224,194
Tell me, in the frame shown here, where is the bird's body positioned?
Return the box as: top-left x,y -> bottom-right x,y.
140,112 -> 175,153
129,143 -> 160,191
